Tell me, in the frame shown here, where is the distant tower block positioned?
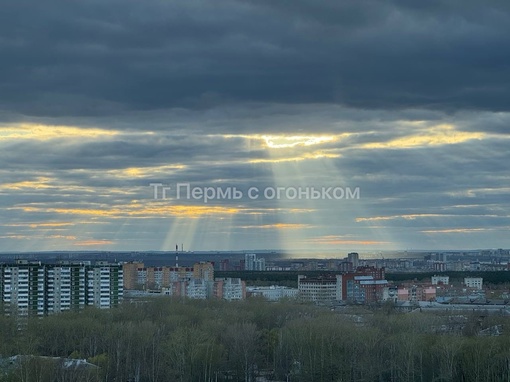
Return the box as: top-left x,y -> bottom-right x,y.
347,252 -> 359,268
244,253 -> 265,271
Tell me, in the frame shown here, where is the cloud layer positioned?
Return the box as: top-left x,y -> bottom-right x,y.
1,0 -> 509,252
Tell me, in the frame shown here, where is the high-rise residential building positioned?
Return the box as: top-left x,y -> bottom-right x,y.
87,262 -> 123,309
193,262 -> 214,281
343,275 -> 388,303
219,259 -> 230,271
47,263 -> 87,314
1,262 -> 32,315
245,253 -> 256,270
256,257 -> 266,271
433,262 -> 446,272
126,261 -> 245,300
133,266 -> 194,289
347,252 -> 360,268
166,266 -> 194,283
339,261 -> 353,273
214,278 -> 246,300
161,277 -> 245,300
186,279 -> 208,299
340,266 -> 387,304
244,253 -> 265,271
122,261 -> 144,289
0,260 -> 123,316
162,279 -> 209,299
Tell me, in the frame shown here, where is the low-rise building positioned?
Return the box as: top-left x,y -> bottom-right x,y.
464,277 -> 483,290
247,286 -> 298,301
394,284 -> 437,303
431,275 -> 449,285
382,286 -> 398,302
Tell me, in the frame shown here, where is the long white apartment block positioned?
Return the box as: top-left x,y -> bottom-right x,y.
0,260 -> 123,316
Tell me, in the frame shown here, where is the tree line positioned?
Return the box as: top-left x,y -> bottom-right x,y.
216,270 -> 510,287
1,299 -> 510,381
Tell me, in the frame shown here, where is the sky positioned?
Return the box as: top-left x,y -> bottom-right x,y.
1,0 -> 509,253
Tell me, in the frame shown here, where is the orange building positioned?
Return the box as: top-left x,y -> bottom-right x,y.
122,261 -> 144,289
193,262 -> 214,281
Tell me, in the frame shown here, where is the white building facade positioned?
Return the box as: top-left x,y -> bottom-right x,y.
431,275 -> 450,285
247,286 -> 299,301
0,261 -> 123,315
464,277 -> 483,290
298,275 -> 342,303
244,254 -> 266,271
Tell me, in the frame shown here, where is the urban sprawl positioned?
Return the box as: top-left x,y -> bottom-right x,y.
2,249 -> 510,316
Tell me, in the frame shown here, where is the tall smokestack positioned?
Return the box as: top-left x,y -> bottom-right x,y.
175,244 -> 179,268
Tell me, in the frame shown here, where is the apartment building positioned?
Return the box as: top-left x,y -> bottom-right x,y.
244,254 -> 265,271
295,266 -> 388,304
161,277 -> 245,300
344,275 -> 388,304
298,275 -> 342,303
347,252 -> 360,268
47,264 -> 87,314
162,279 -> 210,299
0,260 -> 123,315
214,278 -> 246,300
87,262 -> 123,309
122,261 -> 144,289
126,263 -> 194,289
193,262 -> 214,281
340,266 -> 388,304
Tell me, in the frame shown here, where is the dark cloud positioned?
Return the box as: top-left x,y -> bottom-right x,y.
1,0 -> 510,119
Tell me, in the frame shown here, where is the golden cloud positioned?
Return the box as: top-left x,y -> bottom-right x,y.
74,239 -> 115,246
249,151 -> 340,163
239,223 -> 312,229
356,214 -> 448,222
2,222 -> 75,228
421,228 -> 490,233
105,165 -> 187,179
1,177 -> 54,190
0,123 -> 120,141
261,135 -> 339,149
361,124 -> 484,149
13,202 -> 241,219
305,235 -> 390,246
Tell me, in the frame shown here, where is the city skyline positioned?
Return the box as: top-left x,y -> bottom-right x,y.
1,1 -> 510,252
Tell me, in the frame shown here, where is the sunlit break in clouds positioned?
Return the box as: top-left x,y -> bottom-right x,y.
1,0 -> 510,252
262,135 -> 338,149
